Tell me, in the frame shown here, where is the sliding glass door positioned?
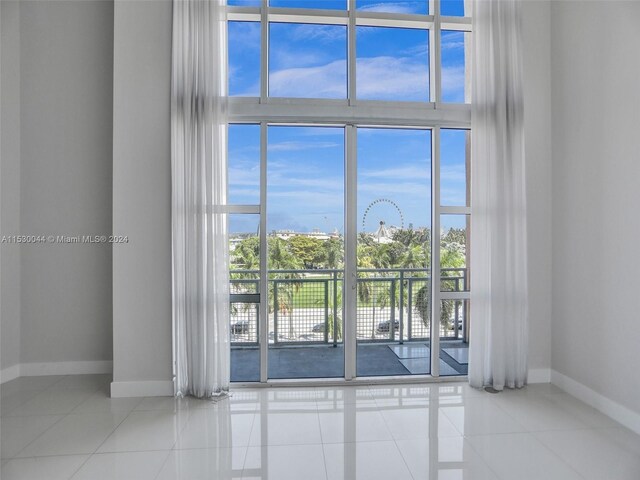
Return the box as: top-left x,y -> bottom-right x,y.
266,126 -> 345,379
355,128 -> 433,377
228,124 -> 469,382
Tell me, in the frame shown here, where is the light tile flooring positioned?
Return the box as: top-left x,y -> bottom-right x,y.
2,374 -> 640,479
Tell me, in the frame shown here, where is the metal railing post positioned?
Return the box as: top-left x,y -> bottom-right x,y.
324,279 -> 329,344
399,270 -> 404,344
333,270 -> 338,346
273,280 -> 278,345
407,278 -> 413,341
390,279 -> 396,341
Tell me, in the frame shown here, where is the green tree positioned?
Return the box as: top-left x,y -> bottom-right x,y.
322,237 -> 344,269
288,235 -> 324,268
268,237 -> 303,340
231,236 -> 260,271
414,227 -> 467,333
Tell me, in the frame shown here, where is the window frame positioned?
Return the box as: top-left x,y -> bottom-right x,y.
226,0 -> 471,383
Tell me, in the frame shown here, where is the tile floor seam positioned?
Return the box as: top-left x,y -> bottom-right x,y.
239,405 -> 260,468
86,404 -> 140,457
69,390 -> 144,415
460,424 -> 596,438
453,434 -> 504,480
496,393 -> 595,431
65,451 -> 94,480
4,388 -> 105,418
313,398 -> 332,480
465,431 -> 589,480
478,394 -> 531,431
527,431 -> 590,480
148,449 -> 176,480
390,435 -> 421,480
236,403 -> 255,472
9,411 -> 70,459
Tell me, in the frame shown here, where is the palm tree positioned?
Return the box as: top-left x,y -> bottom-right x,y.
326,285 -> 343,342
414,281 -> 455,334
229,237 -> 260,327
323,237 -> 344,270
268,237 -> 303,340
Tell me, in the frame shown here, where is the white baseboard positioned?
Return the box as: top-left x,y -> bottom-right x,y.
528,368 -> 551,383
551,369 -> 640,436
110,380 -> 174,398
0,364 -> 21,384
1,361 -> 113,383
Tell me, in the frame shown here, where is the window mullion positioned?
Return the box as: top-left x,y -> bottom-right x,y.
259,121 -> 268,383
348,0 -> 356,105
260,0 -> 268,102
431,126 -> 442,377
434,0 -> 442,106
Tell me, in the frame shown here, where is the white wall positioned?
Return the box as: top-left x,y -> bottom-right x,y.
522,0 -> 553,375
18,0 -> 114,367
1,0 -> 22,377
551,1 -> 640,414
111,0 -> 174,396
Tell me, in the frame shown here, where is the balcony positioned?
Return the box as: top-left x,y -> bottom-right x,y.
230,268 -> 469,381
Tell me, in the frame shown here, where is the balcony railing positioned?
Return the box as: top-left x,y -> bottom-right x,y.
230,268 -> 468,346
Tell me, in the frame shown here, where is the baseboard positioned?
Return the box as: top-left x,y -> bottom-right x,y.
551,369 -> 640,436
110,380 -> 174,398
0,364 -> 21,384
1,361 -> 113,383
528,368 -> 551,383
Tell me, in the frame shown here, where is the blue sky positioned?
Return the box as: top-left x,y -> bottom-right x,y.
227,2 -> 468,234
228,22 -> 467,100
228,125 -> 468,234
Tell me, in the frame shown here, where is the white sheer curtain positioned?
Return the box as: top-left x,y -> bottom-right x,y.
469,0 -> 528,390
171,0 -> 230,398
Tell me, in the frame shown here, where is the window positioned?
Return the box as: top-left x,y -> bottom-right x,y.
227,0 -> 471,382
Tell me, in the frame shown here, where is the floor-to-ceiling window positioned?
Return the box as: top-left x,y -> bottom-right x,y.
227,0 -> 471,382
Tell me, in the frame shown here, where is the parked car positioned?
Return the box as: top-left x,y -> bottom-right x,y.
230,320 -> 250,335
376,319 -> 399,334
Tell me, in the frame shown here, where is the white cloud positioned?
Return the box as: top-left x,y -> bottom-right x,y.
358,1 -> 425,15
229,187 -> 260,197
358,181 -> 430,197
440,188 -> 466,206
357,56 -> 429,100
360,165 -> 430,181
269,59 -> 347,98
441,31 -> 466,50
440,163 -> 466,182
268,55 -> 432,100
229,166 -> 259,187
249,44 -> 468,102
290,24 -> 346,43
269,189 -> 343,205
229,21 -> 260,49
442,65 -> 466,102
268,140 -> 341,152
270,174 -> 344,191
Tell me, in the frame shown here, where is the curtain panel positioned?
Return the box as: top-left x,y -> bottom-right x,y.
469,0 -> 529,390
171,0 -> 230,398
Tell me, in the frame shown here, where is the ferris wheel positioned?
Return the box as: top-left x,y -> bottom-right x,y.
361,198 -> 404,234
